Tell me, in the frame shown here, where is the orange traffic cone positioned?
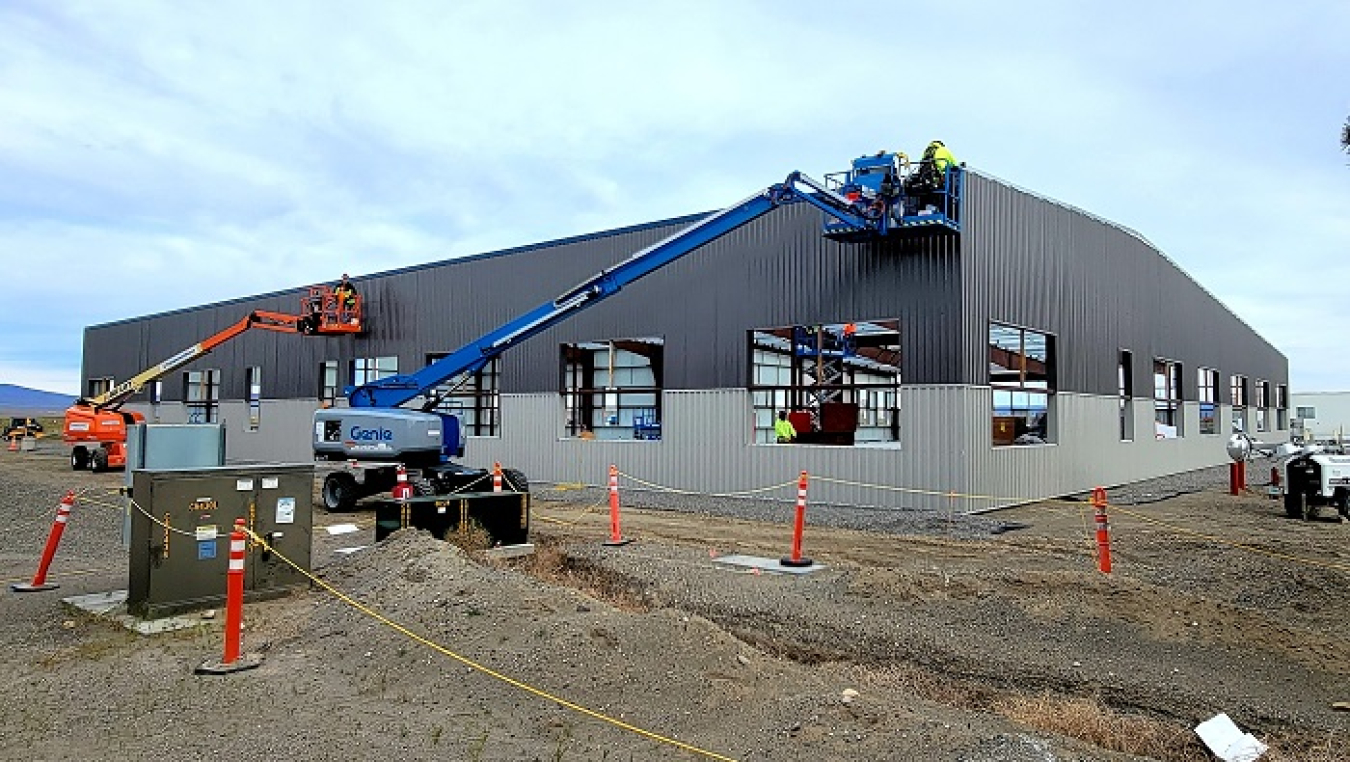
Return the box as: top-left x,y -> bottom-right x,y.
7,436 -> 17,452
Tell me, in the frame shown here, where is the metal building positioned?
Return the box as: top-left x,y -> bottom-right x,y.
82,170 -> 1288,510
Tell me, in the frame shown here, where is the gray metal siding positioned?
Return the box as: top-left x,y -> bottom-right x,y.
962,173 -> 1287,397
84,201 -> 967,400
87,173 -> 1284,427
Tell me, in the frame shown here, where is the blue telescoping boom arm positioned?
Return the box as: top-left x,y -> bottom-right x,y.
346,170 -> 877,409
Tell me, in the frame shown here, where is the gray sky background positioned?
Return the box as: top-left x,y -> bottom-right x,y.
2,1 -> 1347,395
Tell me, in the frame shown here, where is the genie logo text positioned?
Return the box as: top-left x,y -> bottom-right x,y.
349,426 -> 394,442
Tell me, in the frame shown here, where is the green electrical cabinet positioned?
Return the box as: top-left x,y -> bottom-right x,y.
128,464 -> 313,618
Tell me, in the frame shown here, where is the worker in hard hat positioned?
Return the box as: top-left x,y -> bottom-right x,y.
774,411 -> 797,444
905,140 -> 959,216
334,273 -> 358,311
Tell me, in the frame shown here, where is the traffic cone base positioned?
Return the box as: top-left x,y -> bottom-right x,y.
602,537 -> 633,547
10,581 -> 59,593
779,556 -> 814,568
195,652 -> 264,675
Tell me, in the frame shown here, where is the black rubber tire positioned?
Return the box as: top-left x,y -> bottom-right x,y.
322,472 -> 359,512
70,446 -> 89,471
91,448 -> 109,473
501,468 -> 529,494
1283,490 -> 1303,519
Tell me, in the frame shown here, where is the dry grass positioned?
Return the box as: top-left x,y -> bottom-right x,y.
994,692 -> 1199,759
441,519 -> 495,554
508,536 -> 651,612
994,692 -> 1345,762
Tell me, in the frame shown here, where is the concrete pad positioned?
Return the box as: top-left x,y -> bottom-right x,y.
62,589 -> 210,635
485,543 -> 535,560
712,554 -> 825,575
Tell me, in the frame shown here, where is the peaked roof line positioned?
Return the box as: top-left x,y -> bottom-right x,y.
89,210 -> 714,330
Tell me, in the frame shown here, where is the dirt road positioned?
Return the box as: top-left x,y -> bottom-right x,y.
0,448 -> 1345,761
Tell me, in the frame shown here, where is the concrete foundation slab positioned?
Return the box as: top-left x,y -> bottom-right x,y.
62,589 -> 211,635
711,554 -> 825,575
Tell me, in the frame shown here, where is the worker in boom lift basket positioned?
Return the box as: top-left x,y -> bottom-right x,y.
905,140 -> 958,216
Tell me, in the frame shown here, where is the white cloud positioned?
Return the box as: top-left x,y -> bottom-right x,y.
1,0 -> 1348,395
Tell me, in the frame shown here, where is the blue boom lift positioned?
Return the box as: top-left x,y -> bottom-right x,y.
313,155 -> 963,534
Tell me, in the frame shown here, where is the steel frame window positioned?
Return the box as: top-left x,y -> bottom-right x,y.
1231,374 -> 1248,432
183,368 -> 220,424
87,377 -> 113,398
425,354 -> 500,437
246,366 -> 262,430
748,321 -> 901,445
989,322 -> 1054,446
1118,350 -> 1134,441
1255,379 -> 1270,433
561,338 -> 663,441
1197,367 -> 1219,435
1276,384 -> 1289,430
352,356 -> 399,387
1153,358 -> 1183,436
319,360 -> 339,406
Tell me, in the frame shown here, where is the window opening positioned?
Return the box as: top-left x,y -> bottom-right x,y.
1153,359 -> 1183,438
87,377 -> 113,399
149,379 -> 163,422
1276,384 -> 1288,431
749,321 -> 900,445
1255,380 -> 1270,433
1197,367 -> 1219,435
989,323 -> 1054,446
246,366 -> 262,430
1231,374 -> 1248,432
425,354 -> 500,436
319,360 -> 339,407
1118,351 -> 1134,441
352,356 -> 399,387
561,338 -> 663,440
184,369 -> 220,424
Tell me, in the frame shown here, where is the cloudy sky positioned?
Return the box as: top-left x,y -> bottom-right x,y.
2,1 -> 1347,395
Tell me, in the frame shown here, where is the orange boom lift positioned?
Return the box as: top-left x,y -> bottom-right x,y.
65,286 -> 363,471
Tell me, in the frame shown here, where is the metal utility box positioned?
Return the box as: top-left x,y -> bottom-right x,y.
128,464 -> 314,618
374,491 -> 529,545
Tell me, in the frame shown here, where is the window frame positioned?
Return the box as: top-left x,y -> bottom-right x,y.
1197,367 -> 1219,435
561,338 -> 665,441
424,354 -> 501,437
988,322 -> 1055,447
183,368 -> 221,424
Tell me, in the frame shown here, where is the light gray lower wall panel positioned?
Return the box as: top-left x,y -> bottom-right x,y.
469,388 -> 1253,514
126,401 -> 319,463
130,388 -> 1271,512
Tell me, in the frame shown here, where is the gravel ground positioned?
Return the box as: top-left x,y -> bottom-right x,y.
0,446 -> 1344,761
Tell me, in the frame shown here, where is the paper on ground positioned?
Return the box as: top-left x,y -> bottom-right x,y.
324,523 -> 361,535
334,546 -> 368,555
1195,713 -> 1268,762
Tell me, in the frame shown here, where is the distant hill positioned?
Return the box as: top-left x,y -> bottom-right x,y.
0,384 -> 76,415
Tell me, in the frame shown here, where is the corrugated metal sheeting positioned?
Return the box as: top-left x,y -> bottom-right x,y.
962,173 -> 1286,396
99,168 -> 1287,508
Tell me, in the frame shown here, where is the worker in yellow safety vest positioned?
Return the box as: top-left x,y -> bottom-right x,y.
774,411 -> 797,443
923,140 -> 956,175
905,139 -> 960,216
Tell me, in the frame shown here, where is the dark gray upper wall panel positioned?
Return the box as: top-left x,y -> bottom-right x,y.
961,172 -> 1287,396
87,173 -> 1285,403
83,202 -> 968,400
